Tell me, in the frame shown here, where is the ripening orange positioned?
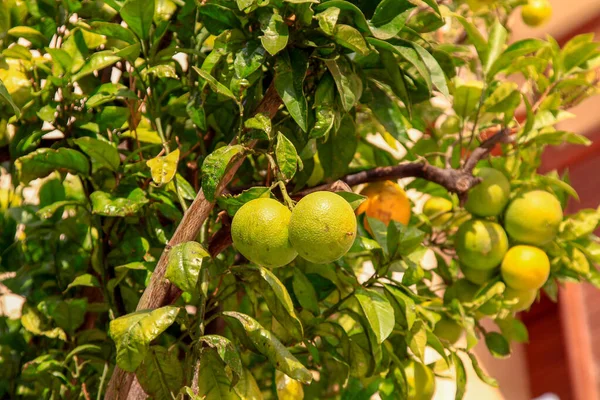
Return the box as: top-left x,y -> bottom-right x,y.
356,181 -> 411,232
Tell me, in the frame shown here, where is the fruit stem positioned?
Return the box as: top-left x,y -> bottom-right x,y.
275,181 -> 295,210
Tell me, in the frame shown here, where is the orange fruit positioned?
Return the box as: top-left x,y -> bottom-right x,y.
504,190 -> 563,246
501,245 -> 550,290
461,264 -> 499,285
455,219 -> 509,270
356,181 -> 411,232
289,191 -> 357,264
231,198 -> 297,268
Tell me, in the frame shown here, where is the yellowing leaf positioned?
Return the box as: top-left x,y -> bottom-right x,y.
146,149 -> 180,185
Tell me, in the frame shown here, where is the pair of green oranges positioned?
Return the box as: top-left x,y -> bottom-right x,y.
231,191 -> 357,268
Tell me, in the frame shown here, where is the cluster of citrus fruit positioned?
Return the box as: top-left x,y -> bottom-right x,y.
452,168 -> 565,313
231,191 -> 357,268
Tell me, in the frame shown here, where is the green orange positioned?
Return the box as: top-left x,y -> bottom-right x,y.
231,198 -> 297,268
289,191 -> 357,264
434,317 -> 463,344
455,219 -> 509,270
464,168 -> 510,217
504,190 -> 563,246
404,361 -> 436,400
461,264 -> 499,285
423,196 -> 453,226
501,245 -> 550,290
504,287 -> 537,312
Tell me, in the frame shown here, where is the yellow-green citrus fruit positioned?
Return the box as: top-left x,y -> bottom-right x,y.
405,361 -> 436,400
356,181 -> 411,231
501,245 -> 550,290
521,0 -> 552,27
568,248 -> 590,275
306,155 -> 324,187
423,196 -> 453,226
461,264 -> 499,285
464,168 -> 510,217
455,219 -> 509,270
289,191 -> 357,264
231,198 -> 297,268
504,287 -> 537,312
434,317 -> 463,344
504,190 -> 563,246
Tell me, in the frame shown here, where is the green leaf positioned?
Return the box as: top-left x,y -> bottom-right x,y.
452,352 -> 467,400
454,15 -> 488,66
86,83 -> 138,108
16,148 -> 90,184
201,145 -> 245,202
74,137 -> 120,172
380,49 -> 412,116
193,66 -> 237,102
275,49 -> 309,132
317,7 -> 340,35
120,0 -> 155,40
559,208 -> 600,241
165,241 -> 209,293
482,82 -> 520,114
412,42 -> 450,98
244,113 -> 272,140
453,81 -> 484,119
317,115 -> 357,179
217,187 -> 272,216
196,349 -> 240,400
146,149 -> 179,185
315,1 -> 370,33
260,11 -> 289,56
20,304 -> 67,341
222,312 -> 312,384
407,321 -> 427,361
292,269 -> 320,315
136,346 -> 183,400
38,200 -> 85,219
333,24 -> 369,56
325,56 -> 361,112
0,80 -> 20,117
72,50 -> 121,82
276,132 -> 298,181
65,274 -> 100,292
383,284 -> 416,329
88,21 -> 138,44
483,20 -> 507,76
488,39 -> 546,77
7,26 -> 46,47
354,288 -> 395,344
484,332 -> 511,359
310,73 -> 337,139
335,192 -> 366,211
369,82 -> 408,143
198,4 -> 241,35
199,335 -> 244,387
234,41 -> 266,78
233,265 -> 304,341
467,353 -> 498,387
109,306 -> 179,372
561,34 -> 600,72
368,0 -> 414,40
234,368 -> 263,399
90,188 -> 149,216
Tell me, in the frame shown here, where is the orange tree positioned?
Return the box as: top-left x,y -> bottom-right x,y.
1,0 -> 600,399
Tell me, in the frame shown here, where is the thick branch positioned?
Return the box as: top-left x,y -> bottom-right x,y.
105,82 -> 282,400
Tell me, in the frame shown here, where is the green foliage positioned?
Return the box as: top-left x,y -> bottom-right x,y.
0,0 -> 599,399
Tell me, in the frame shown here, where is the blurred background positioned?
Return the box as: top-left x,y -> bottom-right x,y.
454,1 -> 600,399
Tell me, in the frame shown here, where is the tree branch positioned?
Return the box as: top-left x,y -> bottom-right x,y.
104,82 -> 282,400
209,128 -> 512,258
